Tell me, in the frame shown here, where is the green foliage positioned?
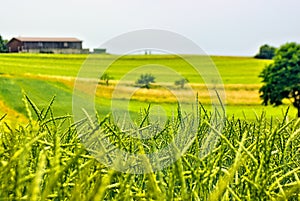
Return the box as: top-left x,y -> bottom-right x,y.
100,73 -> 113,86
0,35 -> 7,53
259,42 -> 300,117
136,73 -> 155,89
1,98 -> 300,200
174,78 -> 188,88
255,44 -> 276,59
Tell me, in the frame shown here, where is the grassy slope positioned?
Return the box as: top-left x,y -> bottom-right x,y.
0,54 -> 271,84
0,53 -> 296,120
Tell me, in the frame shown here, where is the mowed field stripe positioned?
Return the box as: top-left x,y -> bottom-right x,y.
0,99 -> 28,125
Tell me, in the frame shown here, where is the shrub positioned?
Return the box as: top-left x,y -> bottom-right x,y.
136,73 -> 155,89
100,73 -> 113,86
0,35 -> 8,53
174,78 -> 188,89
254,44 -> 276,59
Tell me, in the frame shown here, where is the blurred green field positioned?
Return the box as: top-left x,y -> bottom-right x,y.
0,54 -> 271,84
0,53 -> 296,122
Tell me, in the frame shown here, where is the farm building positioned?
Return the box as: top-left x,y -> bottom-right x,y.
6,37 -> 84,54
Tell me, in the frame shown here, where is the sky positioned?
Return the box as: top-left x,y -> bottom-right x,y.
1,0 -> 300,56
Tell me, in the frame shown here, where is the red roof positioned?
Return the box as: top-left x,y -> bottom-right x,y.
13,37 -> 82,42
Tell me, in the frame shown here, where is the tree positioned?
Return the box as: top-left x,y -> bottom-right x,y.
0,35 -> 8,53
259,42 -> 300,117
174,78 -> 188,89
255,44 -> 276,59
100,73 -> 113,86
136,74 -> 155,89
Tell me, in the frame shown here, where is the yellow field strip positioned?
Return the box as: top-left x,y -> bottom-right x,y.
0,99 -> 28,126
9,74 -> 263,105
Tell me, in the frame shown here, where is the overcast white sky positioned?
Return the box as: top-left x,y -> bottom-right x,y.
1,0 -> 300,56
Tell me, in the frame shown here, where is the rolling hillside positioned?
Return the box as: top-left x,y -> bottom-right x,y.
0,53 -> 295,122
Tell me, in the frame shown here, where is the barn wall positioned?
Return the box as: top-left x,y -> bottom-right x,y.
23,42 -> 82,50
7,39 -> 83,53
7,39 -> 23,52
23,48 -> 84,54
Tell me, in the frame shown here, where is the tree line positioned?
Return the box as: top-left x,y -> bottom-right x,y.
259,42 -> 300,117
0,35 -> 8,53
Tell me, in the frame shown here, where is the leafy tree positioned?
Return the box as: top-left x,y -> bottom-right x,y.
174,78 -> 188,89
136,74 -> 155,89
255,44 -> 276,59
259,42 -> 300,117
0,35 -> 8,53
100,73 -> 113,86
